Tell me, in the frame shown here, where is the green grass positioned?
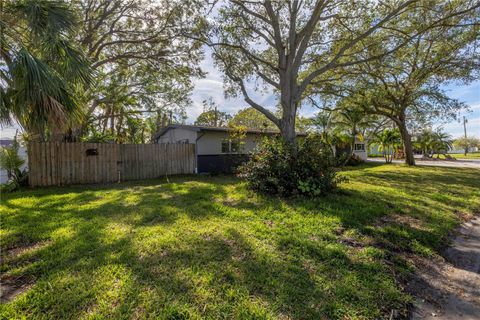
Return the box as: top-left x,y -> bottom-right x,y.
1,164 -> 479,319
439,152 -> 480,159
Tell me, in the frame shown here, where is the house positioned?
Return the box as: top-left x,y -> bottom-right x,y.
352,138 -> 368,161
154,124 -> 306,173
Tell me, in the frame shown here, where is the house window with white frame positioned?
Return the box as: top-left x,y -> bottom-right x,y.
354,143 -> 365,151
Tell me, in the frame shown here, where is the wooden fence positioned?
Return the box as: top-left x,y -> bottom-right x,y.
28,142 -> 196,187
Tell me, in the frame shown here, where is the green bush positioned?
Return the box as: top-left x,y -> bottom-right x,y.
238,134 -> 343,197
0,141 -> 28,192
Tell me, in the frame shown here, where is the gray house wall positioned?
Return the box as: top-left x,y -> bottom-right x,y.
156,127 -> 277,173
196,131 -> 264,155
156,127 -> 197,144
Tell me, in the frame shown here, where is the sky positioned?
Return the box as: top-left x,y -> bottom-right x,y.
1,54 -> 479,140
189,53 -> 480,139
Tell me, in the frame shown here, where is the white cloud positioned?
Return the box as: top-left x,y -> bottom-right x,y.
187,51 -> 278,122
436,116 -> 480,138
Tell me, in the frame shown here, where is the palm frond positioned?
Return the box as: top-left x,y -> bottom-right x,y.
10,0 -> 76,39
10,49 -> 83,133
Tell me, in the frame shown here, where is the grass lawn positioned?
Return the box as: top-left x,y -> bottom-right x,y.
441,152 -> 480,160
1,164 -> 479,319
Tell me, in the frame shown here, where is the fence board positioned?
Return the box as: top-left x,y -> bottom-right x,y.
27,142 -> 195,187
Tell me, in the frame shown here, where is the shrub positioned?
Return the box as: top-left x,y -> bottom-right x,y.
238,134 -> 343,197
0,141 -> 28,192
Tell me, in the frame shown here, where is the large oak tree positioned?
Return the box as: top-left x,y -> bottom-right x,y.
203,0 -> 429,146
73,0 -> 206,140
323,3 -> 479,165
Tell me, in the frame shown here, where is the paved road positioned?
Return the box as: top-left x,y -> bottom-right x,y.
367,157 -> 480,169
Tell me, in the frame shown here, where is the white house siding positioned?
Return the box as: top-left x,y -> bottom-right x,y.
196,131 -> 265,155
0,146 -> 28,184
353,139 -> 368,161
156,127 -> 197,144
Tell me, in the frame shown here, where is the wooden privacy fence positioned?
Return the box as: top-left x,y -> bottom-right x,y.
28,142 -> 196,187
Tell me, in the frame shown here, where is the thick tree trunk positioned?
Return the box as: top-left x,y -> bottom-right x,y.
397,119 -> 415,166
279,81 -> 298,148
280,115 -> 296,146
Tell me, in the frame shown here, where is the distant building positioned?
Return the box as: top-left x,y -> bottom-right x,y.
352,138 -> 368,161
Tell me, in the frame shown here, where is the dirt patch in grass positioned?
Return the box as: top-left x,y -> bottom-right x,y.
0,275 -> 35,304
0,241 -> 50,303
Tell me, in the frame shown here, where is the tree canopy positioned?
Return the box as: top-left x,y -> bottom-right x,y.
312,1 -> 480,164
0,0 -> 92,140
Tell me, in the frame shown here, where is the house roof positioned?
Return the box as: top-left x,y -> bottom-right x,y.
0,139 -> 13,147
154,124 -> 307,141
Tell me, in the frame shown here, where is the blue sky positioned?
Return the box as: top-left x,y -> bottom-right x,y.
1,56 -> 479,140
189,54 -> 480,139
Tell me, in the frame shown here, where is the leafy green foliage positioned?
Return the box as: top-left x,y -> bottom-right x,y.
0,0 -> 92,137
453,136 -> 480,155
76,0 -> 206,142
374,129 -> 402,163
0,141 -> 28,191
415,129 -> 453,157
229,107 -> 276,130
238,135 -> 341,197
195,98 -> 231,127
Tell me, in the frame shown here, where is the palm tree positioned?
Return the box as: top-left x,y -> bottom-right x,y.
334,107 -> 372,158
431,131 -> 453,157
0,0 -> 91,140
416,129 -> 453,158
376,129 -> 402,163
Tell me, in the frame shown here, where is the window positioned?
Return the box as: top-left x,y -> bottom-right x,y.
222,139 -> 240,153
221,140 -> 230,153
354,143 -> 365,151
230,141 -> 239,153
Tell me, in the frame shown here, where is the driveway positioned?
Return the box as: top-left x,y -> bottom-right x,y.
367,157 -> 480,169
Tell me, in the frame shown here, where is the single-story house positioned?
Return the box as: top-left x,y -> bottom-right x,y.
154,125 -> 368,173
154,124 -> 307,173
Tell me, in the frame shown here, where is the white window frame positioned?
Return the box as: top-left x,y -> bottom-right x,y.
354,143 -> 365,151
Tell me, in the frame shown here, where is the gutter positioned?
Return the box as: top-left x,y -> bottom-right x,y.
194,132 -> 206,173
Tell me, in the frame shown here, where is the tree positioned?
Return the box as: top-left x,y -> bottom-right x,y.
73,0 -> 205,140
416,129 -> 453,157
332,107 -> 374,159
0,0 -> 92,140
204,0 -> 427,146
320,2 -> 479,165
375,129 -> 402,163
453,136 -> 480,155
194,98 -> 231,127
229,107 -> 276,130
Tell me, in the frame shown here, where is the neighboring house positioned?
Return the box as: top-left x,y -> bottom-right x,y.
352,138 -> 368,161
334,137 -> 368,161
0,139 -> 28,184
154,124 -> 306,173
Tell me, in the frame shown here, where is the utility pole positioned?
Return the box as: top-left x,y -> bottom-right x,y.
463,116 -> 468,155
214,106 -> 218,127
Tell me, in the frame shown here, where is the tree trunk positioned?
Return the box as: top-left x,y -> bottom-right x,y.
280,71 -> 299,148
397,119 -> 415,166
279,92 -> 298,147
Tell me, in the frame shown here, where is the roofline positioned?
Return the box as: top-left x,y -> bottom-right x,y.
154,124 -> 307,140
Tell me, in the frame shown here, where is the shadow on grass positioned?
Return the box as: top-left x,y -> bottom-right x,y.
1,166 -> 478,319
